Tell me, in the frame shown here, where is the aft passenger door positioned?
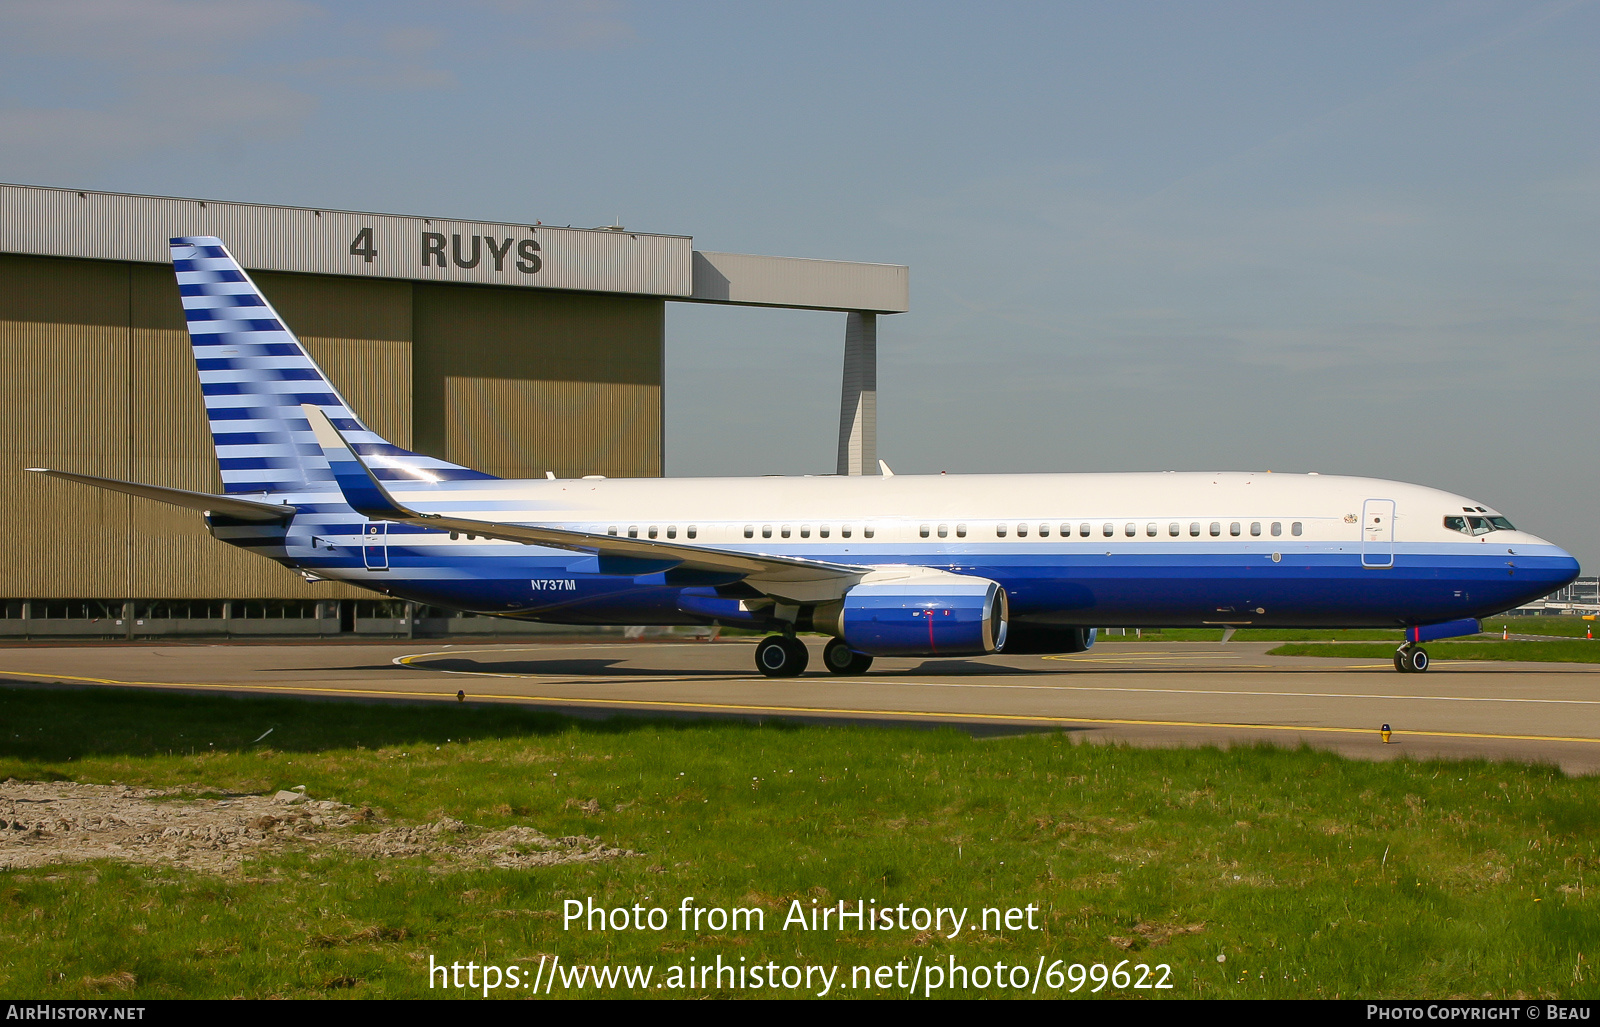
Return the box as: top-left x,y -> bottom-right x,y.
363,522 -> 390,571
1361,499 -> 1395,569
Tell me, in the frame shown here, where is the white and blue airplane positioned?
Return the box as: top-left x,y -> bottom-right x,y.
31,237 -> 1581,677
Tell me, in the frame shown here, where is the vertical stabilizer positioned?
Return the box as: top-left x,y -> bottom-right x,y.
171,236 -> 493,494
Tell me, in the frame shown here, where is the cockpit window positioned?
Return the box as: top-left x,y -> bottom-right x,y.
1445,514 -> 1512,536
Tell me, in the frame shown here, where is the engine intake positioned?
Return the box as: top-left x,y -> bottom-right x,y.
816,570 -> 1008,657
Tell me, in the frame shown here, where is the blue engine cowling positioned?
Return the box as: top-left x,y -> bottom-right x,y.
820,575 -> 1008,657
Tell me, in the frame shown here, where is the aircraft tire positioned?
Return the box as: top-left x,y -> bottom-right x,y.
1394,651 -> 1409,673
756,635 -> 807,678
1410,647 -> 1429,672
823,638 -> 874,676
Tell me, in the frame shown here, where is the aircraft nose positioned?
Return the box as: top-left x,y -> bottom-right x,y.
1527,537 -> 1582,586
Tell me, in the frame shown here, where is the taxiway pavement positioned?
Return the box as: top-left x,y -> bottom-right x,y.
2,640 -> 1597,773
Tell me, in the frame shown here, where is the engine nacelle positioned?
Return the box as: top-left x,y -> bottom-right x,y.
1001,625 -> 1097,655
815,570 -> 1008,657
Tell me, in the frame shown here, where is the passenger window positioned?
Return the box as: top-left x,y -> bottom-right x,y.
1103,523 -> 1114,537
1209,522 -> 1221,537
1017,523 -> 1029,537
1080,523 -> 1090,537
687,526 -> 697,539
841,526 -> 852,538
761,526 -> 772,538
743,525 -> 754,538
1168,523 -> 1179,537
1038,523 -> 1050,537
1146,523 -> 1157,537
864,526 -> 875,538
608,526 -> 618,536
628,526 -> 639,538
938,524 -> 949,538
666,526 -> 676,539
1250,522 -> 1261,536
1271,522 -> 1281,537
1125,523 -> 1136,537
648,526 -> 658,539
996,524 -> 1008,538
1291,522 -> 1303,536
956,524 -> 967,538
800,525 -> 810,538
819,526 -> 829,538
1230,522 -> 1241,536
919,524 -> 931,538
781,525 -> 792,538
1190,522 -> 1201,537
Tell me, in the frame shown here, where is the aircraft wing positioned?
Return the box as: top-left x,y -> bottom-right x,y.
301,406 -> 867,600
26,468 -> 297,522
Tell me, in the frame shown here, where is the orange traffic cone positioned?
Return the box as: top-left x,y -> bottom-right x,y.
1588,626 -> 1593,640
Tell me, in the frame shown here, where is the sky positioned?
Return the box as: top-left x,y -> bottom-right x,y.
1,0 -> 1595,568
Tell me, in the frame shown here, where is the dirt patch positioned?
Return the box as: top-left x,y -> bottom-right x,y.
1108,921 -> 1206,950
0,779 -> 634,874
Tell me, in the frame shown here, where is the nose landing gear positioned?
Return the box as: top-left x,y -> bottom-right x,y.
1394,644 -> 1430,672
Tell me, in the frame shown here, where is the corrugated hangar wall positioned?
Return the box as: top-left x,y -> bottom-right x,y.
0,253 -> 663,600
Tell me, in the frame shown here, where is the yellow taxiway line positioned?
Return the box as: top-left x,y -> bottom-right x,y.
4,665 -> 1599,747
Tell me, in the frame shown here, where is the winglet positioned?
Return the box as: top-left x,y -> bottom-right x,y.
878,459 -> 895,477
302,405 -> 412,519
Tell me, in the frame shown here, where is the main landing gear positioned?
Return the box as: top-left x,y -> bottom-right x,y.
1394,644 -> 1430,673
754,636 -> 876,677
822,637 -> 874,676
755,635 -> 809,678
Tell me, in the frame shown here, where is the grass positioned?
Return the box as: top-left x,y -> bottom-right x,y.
1105,619 -> 1596,644
1483,618 -> 1598,639
1269,640 -> 1600,664
1097,628 -> 1407,642
2,686 -> 1598,1000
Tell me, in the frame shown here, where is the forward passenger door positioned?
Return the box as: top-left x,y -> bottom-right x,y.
1361,499 -> 1395,569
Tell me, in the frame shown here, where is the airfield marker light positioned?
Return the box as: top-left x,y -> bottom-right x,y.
1381,724 -> 1393,744
1503,626 -> 1509,640
456,690 -> 465,702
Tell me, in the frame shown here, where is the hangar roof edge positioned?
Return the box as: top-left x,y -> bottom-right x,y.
0,182 -> 908,312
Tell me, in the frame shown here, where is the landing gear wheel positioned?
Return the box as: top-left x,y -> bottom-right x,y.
755,635 -> 808,678
823,638 -> 874,676
1394,646 -> 1430,673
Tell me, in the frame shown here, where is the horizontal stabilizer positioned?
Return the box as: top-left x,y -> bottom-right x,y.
27,468 -> 297,522
301,406 -> 867,599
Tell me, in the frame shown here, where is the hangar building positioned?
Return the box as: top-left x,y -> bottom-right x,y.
0,184 -> 907,636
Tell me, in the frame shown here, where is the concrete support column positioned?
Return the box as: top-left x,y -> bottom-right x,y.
836,311 -> 877,475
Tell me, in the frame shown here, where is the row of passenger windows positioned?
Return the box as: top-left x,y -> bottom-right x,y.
607,525 -> 699,539
990,521 -> 1302,538
593,521 -> 1302,541
604,524 -> 878,540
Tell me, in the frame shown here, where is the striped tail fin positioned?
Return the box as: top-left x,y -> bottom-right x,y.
171,236 -> 494,494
